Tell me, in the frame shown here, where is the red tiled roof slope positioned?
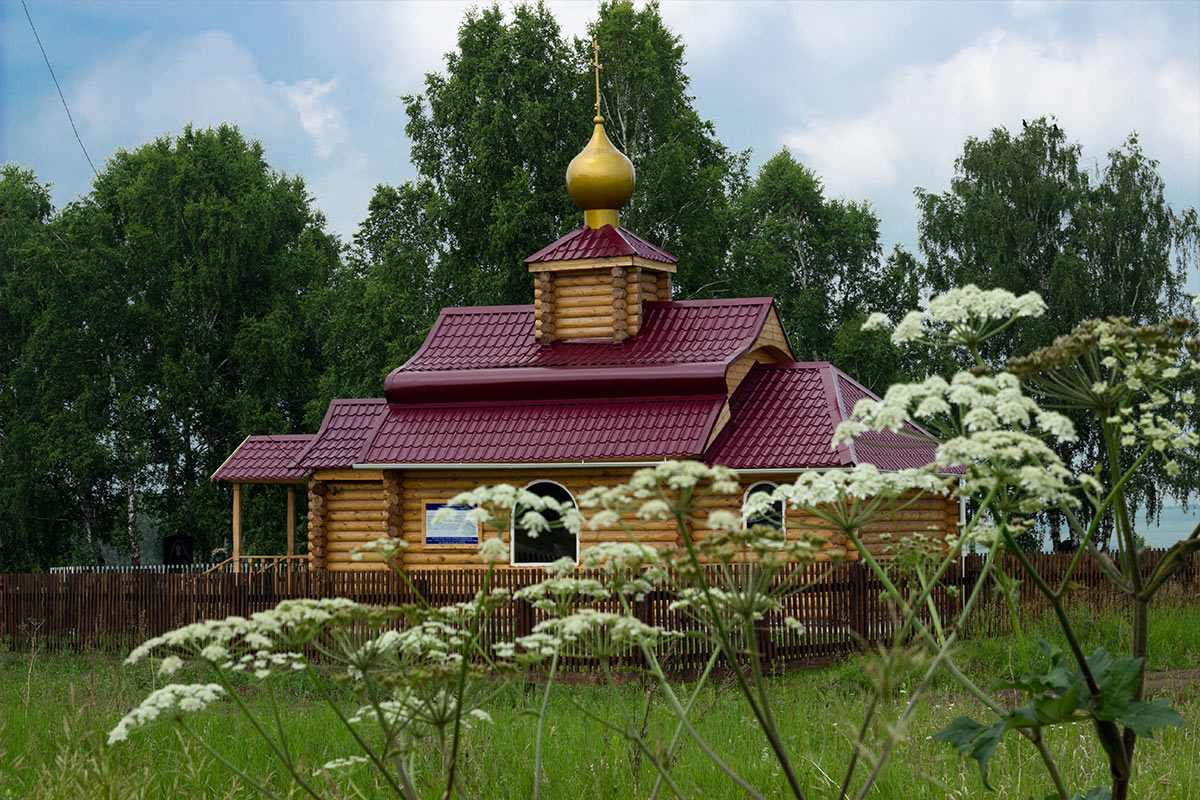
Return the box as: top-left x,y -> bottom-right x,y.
706,365 -> 852,469
833,370 -> 941,472
296,399 -> 387,469
706,363 -> 940,471
359,396 -> 724,464
212,435 -> 312,482
525,225 -> 678,264
397,299 -> 772,373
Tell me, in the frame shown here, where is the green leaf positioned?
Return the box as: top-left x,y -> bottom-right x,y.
1072,787 -> 1111,800
1119,699 -> 1188,738
933,716 -> 1006,789
1087,649 -> 1143,719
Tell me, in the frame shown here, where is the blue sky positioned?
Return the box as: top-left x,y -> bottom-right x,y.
3,0 -> 1198,283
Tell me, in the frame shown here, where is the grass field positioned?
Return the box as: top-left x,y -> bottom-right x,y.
2,592 -> 1198,799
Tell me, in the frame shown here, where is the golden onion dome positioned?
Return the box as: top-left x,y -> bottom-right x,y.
566,115 -> 635,230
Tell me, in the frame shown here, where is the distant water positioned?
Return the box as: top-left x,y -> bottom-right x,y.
1131,506 -> 1197,550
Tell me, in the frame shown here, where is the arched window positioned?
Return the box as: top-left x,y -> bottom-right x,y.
512,480 -> 578,565
743,481 -> 784,532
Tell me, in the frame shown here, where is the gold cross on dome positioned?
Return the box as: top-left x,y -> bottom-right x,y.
591,36 -> 603,121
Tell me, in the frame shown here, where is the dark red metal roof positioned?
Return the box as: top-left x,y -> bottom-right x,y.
705,363 -> 939,471
393,298 -> 771,373
212,435 -> 312,482
832,370 -> 942,472
706,364 -> 851,469
295,398 -> 387,469
525,225 -> 678,264
359,396 -> 724,464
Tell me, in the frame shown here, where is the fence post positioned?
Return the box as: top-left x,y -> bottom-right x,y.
848,562 -> 867,650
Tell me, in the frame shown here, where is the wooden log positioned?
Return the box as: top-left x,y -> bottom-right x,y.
327,540 -> 388,552
232,483 -> 242,573
554,307 -> 612,322
314,469 -> 384,481
554,271 -> 609,287
555,324 -> 614,339
326,531 -> 389,544
326,498 -> 388,511
287,484 -> 296,561
326,562 -> 392,572
327,509 -> 387,522
325,488 -> 385,499
402,552 -> 489,564
657,273 -> 671,300
556,294 -> 614,309
554,285 -> 611,299
326,524 -> 386,537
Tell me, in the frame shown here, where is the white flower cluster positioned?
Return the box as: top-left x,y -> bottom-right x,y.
830,358 -> 1086,512
938,431 -> 1079,513
669,587 -> 779,621
441,485 -> 585,536
126,597 -> 362,666
575,542 -> 667,598
872,285 -> 1045,346
514,575 -> 610,612
771,465 -> 949,509
478,535 -> 509,563
350,536 -> 408,561
316,755 -> 371,774
348,687 -> 483,732
494,609 -> 670,663
108,684 -> 225,744
356,619 -> 466,663
834,371 -> 1075,443
230,649 -> 306,679
580,462 -> 741,514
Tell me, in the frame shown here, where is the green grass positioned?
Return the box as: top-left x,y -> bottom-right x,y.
2,595 -> 1198,799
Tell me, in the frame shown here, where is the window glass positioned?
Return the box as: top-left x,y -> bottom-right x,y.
744,481 -> 784,531
513,481 -> 577,565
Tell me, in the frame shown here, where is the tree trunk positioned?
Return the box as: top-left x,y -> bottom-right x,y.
126,480 -> 140,566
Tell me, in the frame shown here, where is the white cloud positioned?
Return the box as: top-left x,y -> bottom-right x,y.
782,25 -> 1200,214
654,1 -> 761,63
67,30 -> 291,149
275,78 -> 347,158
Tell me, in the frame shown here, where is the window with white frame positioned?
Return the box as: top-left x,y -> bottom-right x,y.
743,481 -> 784,532
512,480 -> 578,565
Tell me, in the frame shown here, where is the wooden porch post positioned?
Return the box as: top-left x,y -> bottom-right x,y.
286,484 -> 297,589
232,482 -> 242,573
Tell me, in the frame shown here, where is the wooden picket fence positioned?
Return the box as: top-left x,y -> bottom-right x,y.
1,549 -> 1194,674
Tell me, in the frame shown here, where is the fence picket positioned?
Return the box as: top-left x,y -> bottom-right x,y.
2,548 -> 1193,674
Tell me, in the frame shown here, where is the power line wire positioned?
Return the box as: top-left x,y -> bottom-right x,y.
20,0 -> 99,177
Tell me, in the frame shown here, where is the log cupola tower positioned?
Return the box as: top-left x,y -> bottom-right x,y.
524,38 -> 676,345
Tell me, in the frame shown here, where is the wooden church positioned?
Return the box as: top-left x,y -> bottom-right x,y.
213,93 -> 957,573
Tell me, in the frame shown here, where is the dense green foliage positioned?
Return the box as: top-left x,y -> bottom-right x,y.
915,118 -> 1200,546
0,127 -> 338,568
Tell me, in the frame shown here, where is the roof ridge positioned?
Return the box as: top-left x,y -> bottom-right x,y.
524,225 -> 588,263
384,393 -> 727,411
600,223 -> 636,255
825,364 -> 859,465
644,297 -> 774,308
437,304 -> 535,314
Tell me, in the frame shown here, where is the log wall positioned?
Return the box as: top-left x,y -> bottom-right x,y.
309,475 -> 389,572
307,467 -> 958,572
531,257 -> 674,343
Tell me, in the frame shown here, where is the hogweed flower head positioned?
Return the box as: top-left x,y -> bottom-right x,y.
108,684 -> 225,744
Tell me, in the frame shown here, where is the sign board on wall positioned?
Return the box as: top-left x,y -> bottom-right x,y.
423,502 -> 480,547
